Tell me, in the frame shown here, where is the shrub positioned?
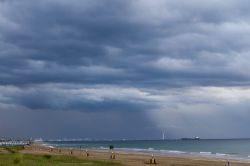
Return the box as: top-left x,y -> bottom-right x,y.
43,154 -> 52,159
13,154 -> 23,164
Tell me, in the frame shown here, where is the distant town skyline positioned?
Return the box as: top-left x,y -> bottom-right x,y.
1,0 -> 250,139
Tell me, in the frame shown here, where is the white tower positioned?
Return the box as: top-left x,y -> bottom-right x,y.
162,132 -> 165,140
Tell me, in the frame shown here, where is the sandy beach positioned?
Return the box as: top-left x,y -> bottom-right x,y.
21,143 -> 250,166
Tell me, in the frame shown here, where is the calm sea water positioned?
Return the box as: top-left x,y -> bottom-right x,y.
44,139 -> 250,161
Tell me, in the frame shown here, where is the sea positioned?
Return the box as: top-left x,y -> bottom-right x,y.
43,139 -> 250,162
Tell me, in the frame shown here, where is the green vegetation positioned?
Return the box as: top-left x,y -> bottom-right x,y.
0,146 -> 123,166
1,146 -> 25,154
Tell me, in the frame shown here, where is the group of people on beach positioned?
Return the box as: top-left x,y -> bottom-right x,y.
46,145 -> 233,166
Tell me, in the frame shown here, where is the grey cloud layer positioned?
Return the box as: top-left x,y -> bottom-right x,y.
1,0 -> 250,87
1,0 -> 250,138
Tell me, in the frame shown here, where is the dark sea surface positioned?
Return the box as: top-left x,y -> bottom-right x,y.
44,139 -> 250,161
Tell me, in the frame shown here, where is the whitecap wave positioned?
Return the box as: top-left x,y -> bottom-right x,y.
166,150 -> 186,154
200,152 -> 212,155
215,153 -> 227,156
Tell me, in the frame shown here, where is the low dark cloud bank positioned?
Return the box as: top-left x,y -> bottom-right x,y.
1,0 -> 250,139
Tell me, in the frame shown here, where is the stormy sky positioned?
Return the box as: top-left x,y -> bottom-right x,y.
1,0 -> 250,139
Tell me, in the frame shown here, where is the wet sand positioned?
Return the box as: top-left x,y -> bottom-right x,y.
22,143 -> 250,166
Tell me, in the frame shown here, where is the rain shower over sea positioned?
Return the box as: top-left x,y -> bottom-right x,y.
44,139 -> 250,161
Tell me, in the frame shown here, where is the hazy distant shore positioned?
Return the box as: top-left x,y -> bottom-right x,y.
22,142 -> 250,166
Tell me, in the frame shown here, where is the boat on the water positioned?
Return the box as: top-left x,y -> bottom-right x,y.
181,136 -> 200,140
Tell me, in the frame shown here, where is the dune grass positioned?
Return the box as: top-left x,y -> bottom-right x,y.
1,146 -> 25,154
0,146 -> 123,166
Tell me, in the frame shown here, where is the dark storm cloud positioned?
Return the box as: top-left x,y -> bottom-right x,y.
1,0 -> 250,87
15,89 -> 153,112
0,85 -> 155,112
0,108 -> 160,140
1,0 -> 250,138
